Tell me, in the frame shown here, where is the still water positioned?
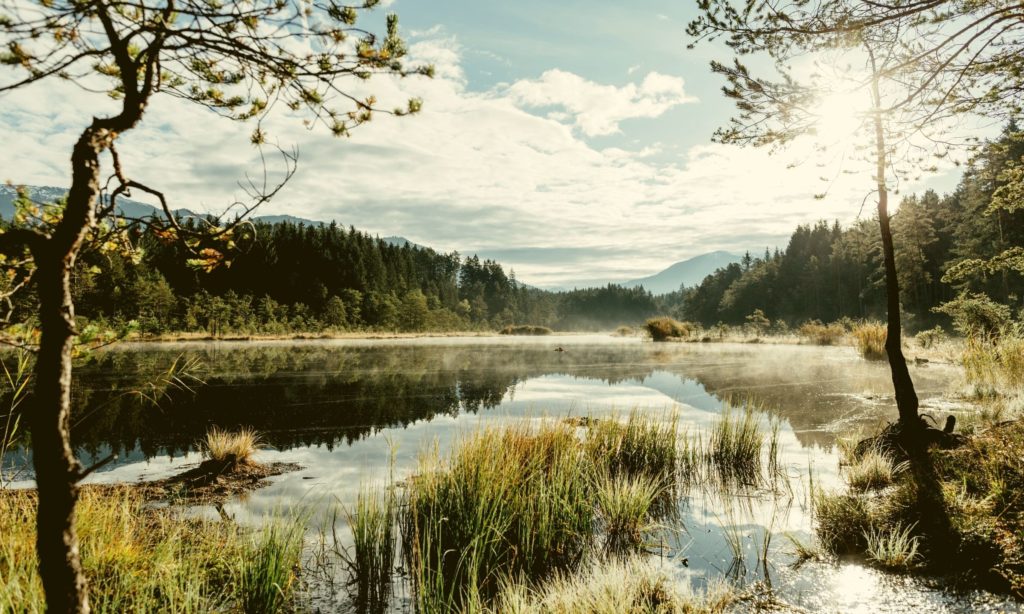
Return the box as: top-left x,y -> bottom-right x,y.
3,336 -> 1017,612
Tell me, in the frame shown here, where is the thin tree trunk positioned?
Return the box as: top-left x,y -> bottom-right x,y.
31,126 -> 108,614
870,74 -> 920,427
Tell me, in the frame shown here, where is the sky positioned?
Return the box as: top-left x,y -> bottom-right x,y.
0,0 -> 980,288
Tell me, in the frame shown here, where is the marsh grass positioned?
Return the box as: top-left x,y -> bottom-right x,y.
644,317 -> 693,341
239,516 -> 306,614
864,523 -> 921,572
852,323 -> 888,361
813,489 -> 871,554
585,413 -> 681,498
341,487 -> 397,611
799,321 -> 846,345
594,472 -> 662,554
963,333 -> 1024,392
0,487 -> 303,613
203,426 -> 261,465
490,557 -> 734,614
500,325 -> 554,336
708,406 -> 764,485
845,449 -> 899,492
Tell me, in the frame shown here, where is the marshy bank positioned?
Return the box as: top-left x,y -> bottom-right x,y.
2,336 -> 1018,612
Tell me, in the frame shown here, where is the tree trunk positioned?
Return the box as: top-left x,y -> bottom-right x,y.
870,75 -> 920,427
31,126 -> 108,614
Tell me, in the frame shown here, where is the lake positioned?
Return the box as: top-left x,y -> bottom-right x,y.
3,336 -> 1016,612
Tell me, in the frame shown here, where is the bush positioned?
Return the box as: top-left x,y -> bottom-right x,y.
916,325 -> 947,349
799,320 -> 846,345
852,323 -> 887,361
644,317 -> 692,341
499,325 -> 554,336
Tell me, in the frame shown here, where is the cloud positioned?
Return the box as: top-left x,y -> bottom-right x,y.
504,69 -> 697,137
0,34 -> 956,288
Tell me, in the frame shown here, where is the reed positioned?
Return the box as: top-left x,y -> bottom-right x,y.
852,323 -> 887,361
343,487 -> 397,610
238,517 -> 306,614
707,406 -> 764,485
799,321 -> 845,345
594,472 -> 661,554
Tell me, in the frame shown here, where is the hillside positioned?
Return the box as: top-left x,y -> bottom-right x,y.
623,251 -> 742,294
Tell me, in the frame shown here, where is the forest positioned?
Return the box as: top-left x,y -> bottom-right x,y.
677,123 -> 1024,333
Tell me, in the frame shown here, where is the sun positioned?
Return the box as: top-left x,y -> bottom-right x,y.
812,88 -> 869,144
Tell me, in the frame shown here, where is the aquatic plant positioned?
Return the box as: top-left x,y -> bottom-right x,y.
500,325 -> 554,336
594,472 -> 662,554
851,323 -> 887,361
342,487 -> 397,610
845,449 -> 899,492
644,317 -> 693,342
203,426 -> 262,465
813,489 -> 871,554
584,412 -> 680,493
707,406 -> 764,485
799,320 -> 845,345
864,523 -> 921,571
238,517 -> 306,614
489,556 -> 735,614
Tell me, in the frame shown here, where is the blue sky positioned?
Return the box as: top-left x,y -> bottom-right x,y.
1,1 -> 971,288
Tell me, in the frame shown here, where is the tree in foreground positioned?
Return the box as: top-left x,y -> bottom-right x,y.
0,1 -> 423,611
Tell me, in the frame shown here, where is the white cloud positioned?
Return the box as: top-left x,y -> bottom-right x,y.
504,69 -> 697,137
0,35 -> 957,288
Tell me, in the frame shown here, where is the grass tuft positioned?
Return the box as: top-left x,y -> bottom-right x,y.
203,426 -> 261,465
852,323 -> 888,361
864,523 -> 921,572
845,449 -> 898,492
238,517 -> 306,614
813,489 -> 871,554
343,487 -> 397,610
500,325 -> 554,336
594,472 -> 662,554
708,406 -> 764,485
489,556 -> 734,614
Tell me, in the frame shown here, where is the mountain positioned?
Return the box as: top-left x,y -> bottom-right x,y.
0,185 -> 319,226
623,251 -> 742,294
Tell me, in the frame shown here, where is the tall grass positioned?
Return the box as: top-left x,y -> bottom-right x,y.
813,489 -> 871,554
594,472 -> 662,554
799,321 -> 846,345
852,323 -> 887,361
398,415 -> 687,609
0,350 -> 30,487
708,406 -> 764,485
203,426 -> 261,465
962,332 -> 1024,392
238,517 -> 306,614
343,487 -> 396,610
0,487 -> 303,612
500,325 -> 554,336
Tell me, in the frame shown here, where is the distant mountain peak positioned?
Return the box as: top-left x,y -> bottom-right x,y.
622,251 -> 742,294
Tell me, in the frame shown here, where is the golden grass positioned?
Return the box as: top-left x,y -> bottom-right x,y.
852,323 -> 887,361
644,317 -> 693,342
0,487 -> 303,613
845,449 -> 899,492
799,321 -> 846,346
203,426 -> 261,465
490,557 -> 734,614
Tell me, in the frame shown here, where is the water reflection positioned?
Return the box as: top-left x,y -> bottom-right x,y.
4,336 -> 1002,612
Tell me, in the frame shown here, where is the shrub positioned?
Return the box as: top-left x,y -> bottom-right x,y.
500,325 -> 554,336
644,317 -> 692,341
852,323 -> 887,361
799,320 -> 846,345
916,325 -> 947,349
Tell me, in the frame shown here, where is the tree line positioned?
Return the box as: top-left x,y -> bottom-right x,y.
59,218 -> 660,334
677,124 -> 1024,332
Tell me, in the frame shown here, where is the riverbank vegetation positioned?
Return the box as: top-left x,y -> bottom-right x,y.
0,487 -> 305,613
